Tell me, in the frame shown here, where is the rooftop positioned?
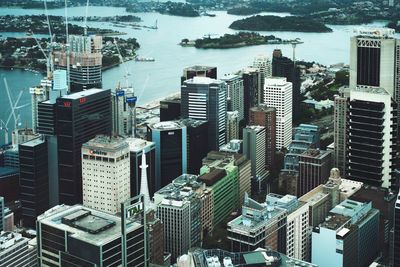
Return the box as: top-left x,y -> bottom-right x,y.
155,174 -> 204,203
330,199 -> 373,224
0,232 -> 28,253
184,65 -> 216,72
185,76 -> 224,85
37,205 -> 142,246
220,74 -> 240,81
198,168 -> 227,187
300,149 -> 331,159
180,118 -> 208,128
244,125 -> 265,133
125,137 -> 155,153
320,214 -> 350,231
61,88 -> 105,100
250,104 -> 276,113
82,135 -> 129,152
149,120 -> 185,131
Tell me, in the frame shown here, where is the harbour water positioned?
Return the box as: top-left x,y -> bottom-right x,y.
0,5 -> 393,144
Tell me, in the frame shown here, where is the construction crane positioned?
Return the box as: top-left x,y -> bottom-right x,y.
64,0 -> 71,92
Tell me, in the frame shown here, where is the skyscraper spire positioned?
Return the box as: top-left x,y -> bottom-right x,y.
139,150 -> 151,211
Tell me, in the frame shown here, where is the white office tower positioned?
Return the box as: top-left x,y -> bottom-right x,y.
221,74 -> 244,121
139,149 -> 152,211
82,135 -> 131,214
253,54 -> 273,89
111,87 -> 136,136
226,111 -> 240,142
264,77 -> 293,149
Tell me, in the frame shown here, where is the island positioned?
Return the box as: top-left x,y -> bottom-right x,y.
229,15 -> 332,33
155,2 -> 200,17
0,15 -> 123,36
180,32 -> 294,49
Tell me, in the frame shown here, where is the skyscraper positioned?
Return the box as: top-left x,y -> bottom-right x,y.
37,204 -> 146,266
56,88 -> 111,205
0,196 -> 3,231
53,35 -> 103,92
249,104 -> 277,173
181,77 -> 227,151
264,77 -> 293,149
253,54 -> 273,101
82,135 -> 130,214
272,49 -> 301,120
147,121 -> 187,189
181,65 -> 217,84
160,96 -> 181,122
19,138 -> 49,227
243,125 -> 268,194
241,67 -> 261,124
111,87 -> 136,137
221,74 -> 244,122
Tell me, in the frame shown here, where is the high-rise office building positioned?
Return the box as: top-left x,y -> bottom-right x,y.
160,96 -> 181,121
19,138 -> 49,228
53,35 -> 103,92
147,121 -> 187,189
221,74 -> 244,122
181,65 -> 217,84
181,77 -> 227,151
126,137 -> 156,197
243,125 -> 268,194
56,88 -> 111,205
253,54 -> 273,101
0,196 -> 3,231
227,193 -> 287,253
334,88 -> 349,178
154,174 -> 202,261
0,167 -> 19,203
241,67 -> 261,124
226,111 -> 240,143
180,119 -> 209,175
30,78 -> 52,133
37,204 -> 146,266
111,87 -> 136,137
146,209 -> 165,266
266,194 -> 310,262
312,200 -> 380,267
272,49 -> 301,120
348,88 -> 397,189
264,77 -> 293,149
82,135 -> 130,214
249,104 -> 277,173
298,149 -> 333,197
0,232 -> 36,267
394,192 -> 400,266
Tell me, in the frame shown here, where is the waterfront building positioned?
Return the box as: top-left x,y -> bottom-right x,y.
242,125 -> 268,194
147,121 -> 187,189
0,232 -> 36,267
154,174 -> 203,261
19,138 -> 49,228
221,74 -> 244,122
53,35 -> 103,92
312,199 -> 380,267
180,119 -> 209,175
126,137 -> 156,197
249,105 -> 276,173
272,49 -> 301,120
298,149 -> 333,197
82,135 -> 130,214
226,111 -> 240,143
181,65 -> 217,84
241,67 -> 261,124
227,193 -> 287,253
56,88 -> 112,205
37,205 -> 146,266
263,77 -> 293,149
181,76 -> 227,151
111,86 -> 136,137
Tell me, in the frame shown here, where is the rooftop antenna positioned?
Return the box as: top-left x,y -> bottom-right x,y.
139,149 -> 152,211
64,0 -> 71,92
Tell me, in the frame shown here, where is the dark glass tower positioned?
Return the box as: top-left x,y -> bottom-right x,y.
241,68 -> 260,125
19,138 -> 49,228
56,89 -> 111,205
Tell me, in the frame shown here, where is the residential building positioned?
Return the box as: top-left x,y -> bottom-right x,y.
263,77 -> 293,149
19,138 -> 49,228
82,135 -> 130,214
0,232 -> 36,267
298,149 -> 333,197
243,125 -> 268,194
56,88 -> 111,205
181,77 -> 227,151
147,121 -> 187,189
249,105 -> 276,173
37,205 -> 146,266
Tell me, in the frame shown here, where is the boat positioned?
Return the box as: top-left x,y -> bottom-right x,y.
135,57 -> 155,62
